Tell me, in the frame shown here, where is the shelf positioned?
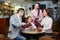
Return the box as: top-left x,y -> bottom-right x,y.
0,2 -> 14,17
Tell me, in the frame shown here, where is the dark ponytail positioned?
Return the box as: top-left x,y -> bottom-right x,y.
34,3 -> 40,16
36,3 -> 40,16
38,8 -> 40,16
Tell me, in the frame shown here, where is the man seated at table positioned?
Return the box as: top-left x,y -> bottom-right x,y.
8,8 -> 26,40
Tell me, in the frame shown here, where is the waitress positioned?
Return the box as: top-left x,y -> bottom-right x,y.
31,3 -> 43,22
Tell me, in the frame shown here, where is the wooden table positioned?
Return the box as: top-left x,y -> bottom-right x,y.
22,30 -> 45,34
21,30 -> 45,40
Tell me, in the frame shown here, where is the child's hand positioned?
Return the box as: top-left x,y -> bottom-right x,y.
22,23 -> 26,25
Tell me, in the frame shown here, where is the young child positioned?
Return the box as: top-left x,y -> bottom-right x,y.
22,16 -> 37,29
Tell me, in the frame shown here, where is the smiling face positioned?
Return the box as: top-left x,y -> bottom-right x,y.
27,16 -> 33,23
43,9 -> 50,17
43,9 -> 48,17
18,10 -> 24,17
34,3 -> 40,9
17,8 -> 25,17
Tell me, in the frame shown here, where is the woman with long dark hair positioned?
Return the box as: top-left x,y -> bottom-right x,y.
41,9 -> 53,34
31,3 -> 43,22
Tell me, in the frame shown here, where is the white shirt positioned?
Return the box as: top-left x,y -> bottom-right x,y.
17,14 -> 25,25
41,16 -> 53,33
31,22 -> 37,29
8,14 -> 25,39
17,14 -> 22,23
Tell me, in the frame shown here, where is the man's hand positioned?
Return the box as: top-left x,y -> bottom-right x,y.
8,31 -> 12,33
21,28 -> 25,31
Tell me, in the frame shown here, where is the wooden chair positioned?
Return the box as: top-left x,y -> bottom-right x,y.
52,32 -> 60,40
5,38 -> 13,40
0,34 -> 5,40
39,35 -> 55,40
4,31 -> 13,40
0,34 -> 13,40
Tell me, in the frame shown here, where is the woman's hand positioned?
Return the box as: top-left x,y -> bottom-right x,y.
38,27 -> 42,29
37,27 -> 42,32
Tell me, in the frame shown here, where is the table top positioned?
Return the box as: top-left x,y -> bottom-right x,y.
22,30 -> 45,34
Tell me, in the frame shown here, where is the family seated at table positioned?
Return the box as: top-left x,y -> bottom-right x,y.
7,3 -> 53,40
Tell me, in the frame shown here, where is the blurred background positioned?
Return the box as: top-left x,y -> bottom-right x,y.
0,0 -> 60,40
0,0 -> 59,20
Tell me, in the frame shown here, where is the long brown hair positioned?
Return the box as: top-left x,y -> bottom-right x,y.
44,9 -> 51,17
34,3 -> 40,16
37,3 -> 40,16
